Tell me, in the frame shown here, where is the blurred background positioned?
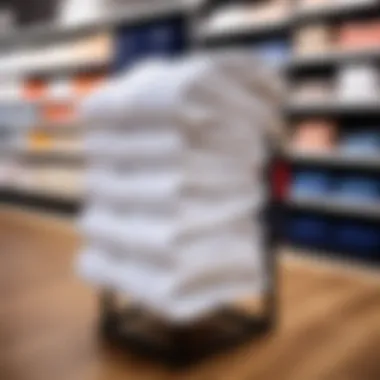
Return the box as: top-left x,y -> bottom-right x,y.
1,0 -> 380,379
0,0 -> 379,263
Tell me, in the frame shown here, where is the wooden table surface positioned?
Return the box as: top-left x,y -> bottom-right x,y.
1,207 -> 380,380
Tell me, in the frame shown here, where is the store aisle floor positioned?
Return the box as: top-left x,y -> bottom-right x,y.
0,207 -> 380,380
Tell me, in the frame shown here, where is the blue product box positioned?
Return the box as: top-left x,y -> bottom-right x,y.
114,18 -> 186,71
253,40 -> 290,67
340,130 -> 380,155
291,171 -> 331,198
114,26 -> 148,70
334,223 -> 380,256
287,215 -> 331,249
334,177 -> 380,201
147,19 -> 186,56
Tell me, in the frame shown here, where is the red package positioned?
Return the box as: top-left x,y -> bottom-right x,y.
24,79 -> 47,100
339,20 -> 380,51
292,119 -> 337,152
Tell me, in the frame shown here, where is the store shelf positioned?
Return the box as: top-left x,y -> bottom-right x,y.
287,151 -> 380,170
34,122 -> 83,134
288,49 -> 380,71
286,100 -> 380,117
287,196 -> 380,221
196,16 -> 291,46
9,60 -> 110,78
20,150 -> 84,165
0,187 -> 82,215
284,245 -> 380,267
0,0 -> 199,50
293,1 -> 380,24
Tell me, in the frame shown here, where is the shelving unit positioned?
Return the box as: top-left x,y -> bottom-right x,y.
287,2 -> 380,76
293,1 -> 380,24
288,49 -> 380,71
0,187 -> 81,214
0,0 -> 198,215
0,0 -> 199,50
0,0 -> 380,262
284,245 -> 380,268
287,196 -> 380,221
4,60 -> 110,79
286,151 -> 380,170
189,0 -> 380,262
286,101 -> 380,117
193,0 -> 293,53
33,121 -> 82,133
195,16 -> 291,47
286,0 -> 380,262
19,149 -> 84,164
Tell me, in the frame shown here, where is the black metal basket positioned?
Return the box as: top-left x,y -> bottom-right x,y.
98,153 -> 282,367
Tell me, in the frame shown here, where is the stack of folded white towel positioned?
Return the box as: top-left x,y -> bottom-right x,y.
337,63 -> 380,104
78,52 -> 282,323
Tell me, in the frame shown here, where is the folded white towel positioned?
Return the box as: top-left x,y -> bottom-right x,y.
78,52 -> 281,323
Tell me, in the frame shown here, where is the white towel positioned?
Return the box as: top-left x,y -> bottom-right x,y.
78,52 -> 281,323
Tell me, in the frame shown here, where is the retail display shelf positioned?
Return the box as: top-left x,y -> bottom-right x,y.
20,150 -> 84,165
34,123 -> 83,134
286,100 -> 380,117
0,186 -> 82,215
287,196 -> 380,221
283,245 -> 380,268
0,60 -> 111,78
0,0 -> 199,50
195,16 -> 291,46
287,151 -> 380,170
293,1 -> 380,24
0,98 -> 80,107
288,49 -> 380,71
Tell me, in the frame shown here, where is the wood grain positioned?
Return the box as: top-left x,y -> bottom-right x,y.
0,207 -> 380,380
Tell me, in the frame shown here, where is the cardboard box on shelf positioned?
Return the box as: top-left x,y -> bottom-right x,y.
71,32 -> 114,64
24,79 -> 47,100
294,24 -> 335,56
336,63 -> 380,103
292,119 -> 337,152
41,102 -> 76,124
72,73 -> 107,97
291,79 -> 333,104
338,20 -> 380,51
28,131 -> 82,152
13,165 -> 83,198
203,0 -> 291,34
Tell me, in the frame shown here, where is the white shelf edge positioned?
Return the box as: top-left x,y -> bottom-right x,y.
0,0 -> 199,50
286,151 -> 380,168
286,100 -> 380,114
293,0 -> 378,21
289,49 -> 380,69
21,149 -> 84,158
195,16 -> 291,42
287,196 -> 380,219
